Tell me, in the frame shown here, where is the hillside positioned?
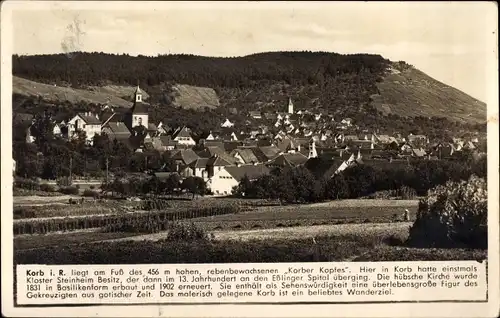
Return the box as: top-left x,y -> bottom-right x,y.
13,76 -> 136,108
170,84 -> 220,109
372,63 -> 486,123
11,52 -> 486,128
13,76 -> 220,111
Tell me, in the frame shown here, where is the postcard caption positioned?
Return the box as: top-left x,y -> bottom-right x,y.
16,261 -> 487,304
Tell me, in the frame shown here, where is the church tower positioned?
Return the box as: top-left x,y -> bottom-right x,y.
288,97 -> 294,114
126,86 -> 149,130
308,139 -> 318,158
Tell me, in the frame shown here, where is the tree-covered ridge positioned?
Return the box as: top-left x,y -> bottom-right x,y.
12,51 -> 390,116
13,51 -> 390,89
12,51 -> 486,136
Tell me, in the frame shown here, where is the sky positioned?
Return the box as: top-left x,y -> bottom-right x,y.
6,1 -> 498,102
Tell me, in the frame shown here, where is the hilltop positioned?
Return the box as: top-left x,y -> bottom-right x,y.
12,51 -> 486,130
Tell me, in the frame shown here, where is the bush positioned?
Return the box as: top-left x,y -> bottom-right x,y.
59,186 -> 79,195
82,189 -> 100,197
39,184 -> 56,193
165,222 -> 210,242
14,177 -> 40,191
57,176 -> 73,187
397,185 -> 417,200
407,175 -> 487,249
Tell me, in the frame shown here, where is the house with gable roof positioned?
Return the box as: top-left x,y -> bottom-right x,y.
101,121 -> 131,141
172,126 -> 196,146
221,118 -> 235,128
230,148 -> 260,165
267,152 -> 309,168
67,112 -> 102,143
206,154 -> 234,178
208,163 -> 270,196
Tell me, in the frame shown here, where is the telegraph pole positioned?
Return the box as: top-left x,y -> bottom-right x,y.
69,157 -> 73,183
105,157 -> 109,186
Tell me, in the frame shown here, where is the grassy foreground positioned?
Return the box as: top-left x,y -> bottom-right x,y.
15,232 -> 486,264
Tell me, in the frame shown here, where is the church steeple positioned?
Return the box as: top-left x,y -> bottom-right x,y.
135,86 -> 143,103
308,139 -> 317,158
126,84 -> 149,130
288,97 -> 294,114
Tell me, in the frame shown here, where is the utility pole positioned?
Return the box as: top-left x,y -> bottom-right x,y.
106,157 -> 109,186
69,157 -> 73,183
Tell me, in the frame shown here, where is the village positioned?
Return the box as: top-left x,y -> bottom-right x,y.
13,85 -> 485,197
6,6 -> 493,310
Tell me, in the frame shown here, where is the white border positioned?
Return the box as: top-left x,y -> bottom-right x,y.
1,1 -> 499,317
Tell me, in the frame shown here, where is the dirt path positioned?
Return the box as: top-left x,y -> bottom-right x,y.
104,222 -> 412,243
14,195 -> 81,206
305,199 -> 419,208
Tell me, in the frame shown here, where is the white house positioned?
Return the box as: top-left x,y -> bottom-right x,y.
67,112 -> 101,142
206,132 -> 216,140
172,126 -> 196,146
53,124 -> 62,136
341,118 -> 353,126
208,164 -> 270,196
248,111 -> 262,119
188,158 -> 210,180
221,118 -> 235,128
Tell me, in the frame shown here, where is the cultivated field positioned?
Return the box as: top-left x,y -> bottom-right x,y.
12,195 -> 485,263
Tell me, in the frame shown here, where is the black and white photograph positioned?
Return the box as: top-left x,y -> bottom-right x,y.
5,1 -> 495,267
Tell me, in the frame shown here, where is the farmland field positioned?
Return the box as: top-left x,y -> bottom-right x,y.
12,196 -> 485,263
15,224 -> 486,264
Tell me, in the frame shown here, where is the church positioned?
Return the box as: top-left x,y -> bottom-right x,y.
125,86 -> 149,131
101,86 -> 155,142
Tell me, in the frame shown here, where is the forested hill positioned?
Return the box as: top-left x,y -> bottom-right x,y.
12,51 -> 486,131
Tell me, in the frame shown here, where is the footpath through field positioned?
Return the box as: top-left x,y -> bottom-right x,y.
104,222 -> 412,243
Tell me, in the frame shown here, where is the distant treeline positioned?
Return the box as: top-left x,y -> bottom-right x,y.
13,51 -> 389,89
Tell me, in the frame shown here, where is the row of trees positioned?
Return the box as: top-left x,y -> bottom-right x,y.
102,175 -> 208,199
233,156 -> 487,204
13,129 -> 179,180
